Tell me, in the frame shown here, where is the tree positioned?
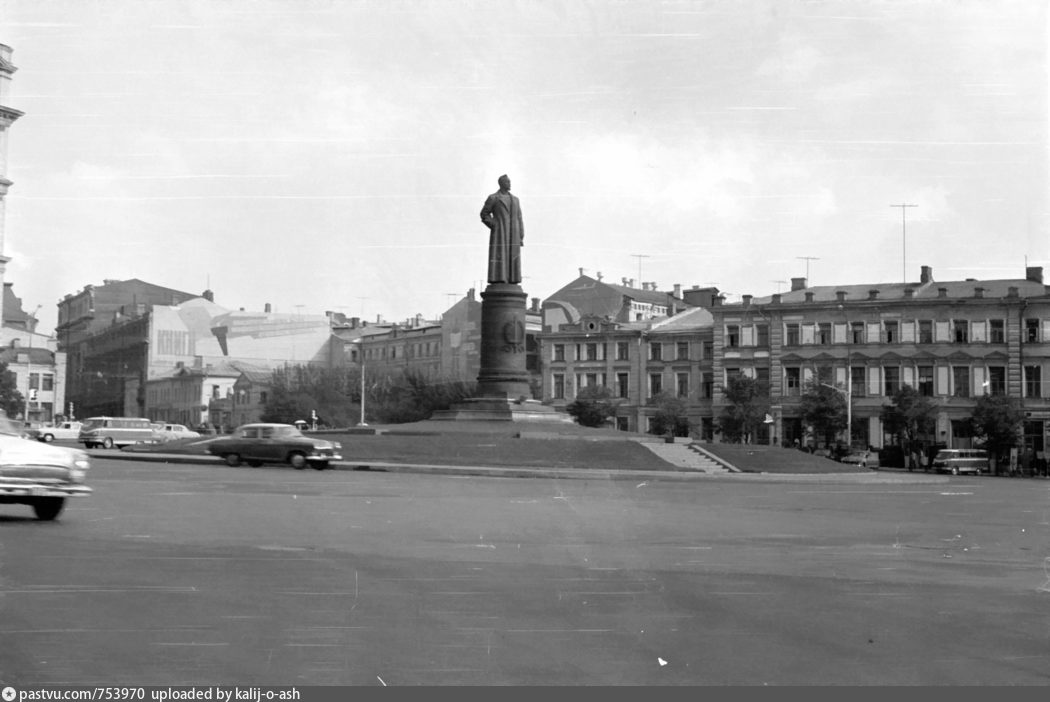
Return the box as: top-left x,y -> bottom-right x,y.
651,392 -> 691,437
970,394 -> 1024,465
799,379 -> 848,447
261,365 -> 358,427
880,385 -> 938,451
566,385 -> 620,427
0,361 -> 25,419
717,374 -> 770,443
369,369 -> 476,424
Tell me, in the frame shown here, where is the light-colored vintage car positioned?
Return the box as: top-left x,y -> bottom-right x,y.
151,423 -> 202,442
28,420 -> 83,443
0,414 -> 92,520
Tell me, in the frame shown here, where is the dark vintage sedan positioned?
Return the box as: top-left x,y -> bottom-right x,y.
0,414 -> 92,520
206,423 -> 342,470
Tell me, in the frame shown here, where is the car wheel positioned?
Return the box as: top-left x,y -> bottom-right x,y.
102,437 -> 114,449
247,460 -> 263,467
310,461 -> 328,471
289,453 -> 307,470
32,498 -> 65,521
42,433 -> 55,443
225,453 -> 241,467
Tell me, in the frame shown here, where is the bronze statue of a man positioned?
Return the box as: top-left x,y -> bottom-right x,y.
479,174 -> 524,284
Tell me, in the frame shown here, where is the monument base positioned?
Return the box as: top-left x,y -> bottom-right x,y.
431,397 -> 575,423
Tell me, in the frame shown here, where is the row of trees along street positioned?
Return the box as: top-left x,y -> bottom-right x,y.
564,370 -> 1031,471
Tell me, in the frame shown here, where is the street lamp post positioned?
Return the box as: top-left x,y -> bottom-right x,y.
820,381 -> 852,446
353,339 -> 367,427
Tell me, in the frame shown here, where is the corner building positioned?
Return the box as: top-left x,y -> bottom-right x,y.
711,265 -> 1050,456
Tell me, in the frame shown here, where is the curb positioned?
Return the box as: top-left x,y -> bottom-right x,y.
95,450 -> 951,484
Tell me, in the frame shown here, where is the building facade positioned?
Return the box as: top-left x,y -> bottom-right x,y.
709,266 -> 1050,460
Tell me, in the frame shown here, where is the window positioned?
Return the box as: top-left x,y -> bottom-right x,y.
884,321 -> 899,344
786,324 -> 800,346
29,372 -> 39,390
785,367 -> 801,396
954,320 -> 969,343
989,319 -> 1005,343
953,366 -> 970,397
918,320 -> 933,344
702,372 -> 713,399
851,322 -> 865,344
726,325 -> 740,348
1026,319 -> 1040,343
649,373 -> 662,397
553,344 -> 565,362
260,391 -> 268,404
650,343 -> 662,361
918,366 -> 934,397
756,324 -> 769,347
676,341 -> 689,360
851,366 -> 866,398
585,373 -> 598,387
585,343 -> 598,361
677,372 -> 689,398
42,374 -> 54,391
818,323 -> 831,345
212,385 -> 221,400
553,374 -> 565,399
987,366 -> 1006,395
1025,365 -> 1042,398
884,367 -> 900,395
617,342 -> 629,361
703,341 -> 713,358
617,372 -> 629,399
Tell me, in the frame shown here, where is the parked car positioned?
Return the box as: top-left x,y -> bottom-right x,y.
151,423 -> 202,442
0,414 -> 92,520
932,449 -> 989,475
29,421 -> 83,443
206,423 -> 342,470
78,416 -> 155,449
840,449 -> 879,470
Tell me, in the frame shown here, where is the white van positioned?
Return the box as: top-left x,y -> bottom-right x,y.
931,449 -> 989,475
78,417 -> 155,449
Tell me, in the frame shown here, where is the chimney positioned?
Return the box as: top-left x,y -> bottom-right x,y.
641,282 -> 650,291
742,294 -> 752,306
938,287 -> 948,298
650,282 -> 658,291
771,293 -> 781,305
791,277 -> 807,291
673,284 -> 682,298
264,303 -> 271,313
579,267 -> 585,277
629,279 -> 635,288
202,289 -> 214,302
468,287 -> 475,300
805,292 -> 815,303
530,297 -> 540,312
713,295 -> 724,306
1027,266 -> 1043,284
920,266 -> 934,284
350,317 -> 360,329
835,290 -> 847,302
596,271 -> 603,281
1007,286 -> 1019,298
868,289 -> 879,300
622,277 -> 629,286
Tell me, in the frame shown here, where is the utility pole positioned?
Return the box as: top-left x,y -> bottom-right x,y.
796,257 -> 820,285
631,254 -> 650,285
891,203 -> 918,283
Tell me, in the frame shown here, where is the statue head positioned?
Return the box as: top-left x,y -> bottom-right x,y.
497,174 -> 511,191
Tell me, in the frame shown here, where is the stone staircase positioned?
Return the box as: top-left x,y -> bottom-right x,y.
639,439 -> 736,473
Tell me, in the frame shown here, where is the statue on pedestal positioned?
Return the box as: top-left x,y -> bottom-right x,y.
479,174 -> 524,285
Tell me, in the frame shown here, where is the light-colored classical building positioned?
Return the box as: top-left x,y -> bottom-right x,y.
710,265 -> 1050,460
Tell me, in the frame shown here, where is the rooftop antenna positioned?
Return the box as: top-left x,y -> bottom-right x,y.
771,280 -> 788,293
891,203 -> 918,283
631,254 -> 650,283
796,256 -> 820,284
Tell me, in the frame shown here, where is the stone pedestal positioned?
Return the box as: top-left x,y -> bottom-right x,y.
476,283 -> 531,399
431,282 -> 572,423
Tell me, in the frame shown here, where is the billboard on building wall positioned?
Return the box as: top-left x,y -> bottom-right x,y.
149,300 -> 331,376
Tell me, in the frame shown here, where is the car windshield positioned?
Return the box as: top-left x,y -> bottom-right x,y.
272,426 -> 303,439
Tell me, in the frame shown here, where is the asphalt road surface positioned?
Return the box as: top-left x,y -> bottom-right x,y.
1,457 -> 1048,685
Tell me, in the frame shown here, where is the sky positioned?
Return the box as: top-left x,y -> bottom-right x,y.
1,0 -> 1047,335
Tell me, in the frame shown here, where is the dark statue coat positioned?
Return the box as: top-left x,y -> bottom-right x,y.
479,189 -> 524,284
